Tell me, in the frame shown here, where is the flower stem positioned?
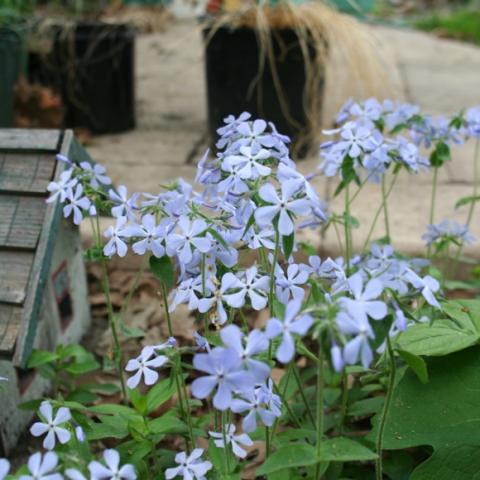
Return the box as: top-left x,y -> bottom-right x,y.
381,175 -> 391,242
315,342 -> 325,479
375,336 -> 396,480
292,365 -> 316,427
427,166 -> 439,258
221,411 -> 231,474
344,185 -> 352,272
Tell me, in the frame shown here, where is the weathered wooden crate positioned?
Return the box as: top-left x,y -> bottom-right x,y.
0,129 -> 91,454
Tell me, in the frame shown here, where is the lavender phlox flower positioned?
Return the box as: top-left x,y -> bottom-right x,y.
257,378 -> 282,416
63,184 -> 91,225
245,226 -> 276,250
79,161 -> 111,188
394,137 -> 427,171
166,216 -> 212,264
404,269 -> 441,308
277,163 -> 320,203
382,100 -> 420,131
220,324 -> 270,382
350,98 -> 383,122
223,266 -> 269,310
30,401 -> 71,450
170,276 -> 204,312
47,168 -> 77,203
194,331 -> 211,352
65,469 -> 88,480
209,424 -> 253,459
305,255 -> 346,285
339,272 -> 387,324
191,347 -> 253,410
330,343 -> 344,372
231,386 -> 280,433
109,185 -> 139,221
198,272 -> 243,325
422,219 -> 476,246
411,115 -> 463,148
275,263 -> 309,304
335,98 -> 355,124
19,452 -> 62,480
362,144 -> 392,182
217,112 -> 252,148
89,449 -> 136,480
319,142 -> 345,177
103,216 -> 130,258
223,146 -> 272,180
336,311 -> 375,368
56,153 -> 74,167
206,229 -> 239,268
255,180 -> 311,236
232,119 -> 277,151
465,105 -> 480,137
165,449 -> 212,480
0,459 -> 9,480
125,346 -> 168,389
364,244 -> 395,272
378,260 -> 410,295
125,214 -> 166,257
217,162 -> 249,196
266,299 -> 313,363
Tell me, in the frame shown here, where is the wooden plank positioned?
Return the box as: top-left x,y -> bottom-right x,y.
0,129 -> 62,152
0,196 -> 47,249
0,304 -> 22,354
0,251 -> 34,304
0,153 -> 56,193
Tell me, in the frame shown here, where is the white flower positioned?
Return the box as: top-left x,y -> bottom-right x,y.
30,402 -> 71,450
89,449 -> 136,480
19,452 -> 62,480
125,346 -> 168,389
165,448 -> 212,480
209,424 -> 253,459
103,216 -> 130,258
0,459 -> 10,480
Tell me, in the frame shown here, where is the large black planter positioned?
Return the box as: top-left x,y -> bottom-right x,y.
204,25 -> 323,156
0,28 -> 23,127
29,22 -> 135,133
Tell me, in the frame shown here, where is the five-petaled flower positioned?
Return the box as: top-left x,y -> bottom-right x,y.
30,401 -> 71,450
165,449 -> 212,480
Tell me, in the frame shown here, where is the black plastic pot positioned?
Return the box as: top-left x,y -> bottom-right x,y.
0,28 -> 23,127
204,25 -> 323,156
29,21 -> 135,133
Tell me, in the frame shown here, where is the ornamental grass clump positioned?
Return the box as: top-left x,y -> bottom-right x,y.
1,100 -> 480,479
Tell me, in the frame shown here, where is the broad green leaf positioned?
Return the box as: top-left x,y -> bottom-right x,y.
256,444 -> 318,475
81,382 -> 120,395
429,142 -> 450,167
348,397 -> 384,417
129,388 -> 147,415
282,232 -> 295,260
27,350 -> 59,368
149,255 -> 175,289
397,350 -> 429,384
89,403 -> 138,416
145,378 -> 177,414
411,445 -> 480,480
64,357 -> 100,376
370,347 -> 480,450
86,420 -> 129,441
119,318 -> 145,338
319,437 -> 378,462
148,412 -> 187,435
445,299 -> 480,332
395,320 -> 478,356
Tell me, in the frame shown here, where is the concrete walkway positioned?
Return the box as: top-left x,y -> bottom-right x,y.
82,19 -> 480,258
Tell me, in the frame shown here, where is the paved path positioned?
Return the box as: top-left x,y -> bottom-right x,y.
82,19 -> 480,258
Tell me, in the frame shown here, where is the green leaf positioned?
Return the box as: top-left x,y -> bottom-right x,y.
411,445 -> 480,480
149,255 -> 175,289
207,227 -> 229,249
319,437 -> 378,462
256,444 -> 318,476
343,212 -> 360,228
129,388 -> 147,415
429,141 -> 450,167
369,347 -> 480,450
145,378 -> 177,414
397,350 -> 429,384
148,412 -> 187,435
348,397 -> 384,417
81,382 -> 120,395
395,320 -> 479,356
64,357 -> 100,376
282,232 -> 295,260
27,350 -> 59,368
86,419 -> 129,441
454,195 -> 480,209
119,318 -> 145,338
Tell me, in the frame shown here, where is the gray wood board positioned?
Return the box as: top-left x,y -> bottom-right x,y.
0,129 -> 61,152
0,153 -> 56,194
0,251 -> 34,304
0,195 -> 47,249
0,304 -> 22,354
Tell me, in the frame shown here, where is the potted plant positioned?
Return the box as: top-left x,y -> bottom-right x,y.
203,1 -> 388,157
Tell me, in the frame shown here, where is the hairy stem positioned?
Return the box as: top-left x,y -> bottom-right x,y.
427,166 -> 439,258
344,185 -> 352,272
375,336 -> 396,480
315,342 -> 325,479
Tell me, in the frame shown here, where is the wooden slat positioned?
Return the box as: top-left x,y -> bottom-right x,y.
0,129 -> 62,152
0,153 -> 56,193
0,304 -> 22,354
0,251 -> 34,304
0,196 -> 47,249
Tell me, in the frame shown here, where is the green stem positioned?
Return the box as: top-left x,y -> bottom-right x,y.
344,185 -> 352,272
375,336 -> 396,480
363,170 -> 400,251
381,175 -> 391,241
221,411 -> 231,474
427,166 -> 439,258
269,228 -> 281,317
160,282 -> 174,337
179,363 -> 195,451
315,343 -> 325,479
338,371 -> 349,433
292,365 -> 316,427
